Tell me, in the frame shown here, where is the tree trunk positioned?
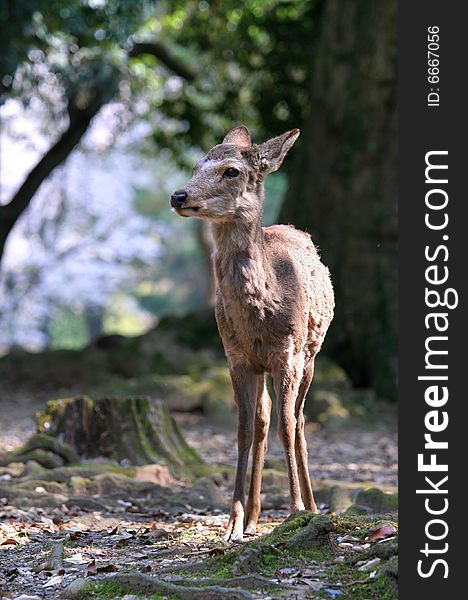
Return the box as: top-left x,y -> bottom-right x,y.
38,396 -> 203,473
279,0 -> 397,399
84,305 -> 105,342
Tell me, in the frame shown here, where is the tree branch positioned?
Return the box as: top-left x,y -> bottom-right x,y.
0,40 -> 194,270
0,92 -> 104,265
130,41 -> 195,81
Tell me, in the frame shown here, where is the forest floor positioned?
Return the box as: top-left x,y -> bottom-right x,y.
0,395 -> 398,600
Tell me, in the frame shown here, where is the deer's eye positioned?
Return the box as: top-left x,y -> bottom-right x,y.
223,167 -> 240,178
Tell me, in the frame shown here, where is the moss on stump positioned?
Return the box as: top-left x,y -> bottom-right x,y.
38,395 -> 203,474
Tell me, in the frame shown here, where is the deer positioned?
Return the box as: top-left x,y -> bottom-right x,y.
170,126 -> 334,541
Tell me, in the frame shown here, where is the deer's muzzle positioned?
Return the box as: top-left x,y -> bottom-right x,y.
170,191 -> 188,208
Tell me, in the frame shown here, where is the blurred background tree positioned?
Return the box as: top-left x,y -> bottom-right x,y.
0,0 -> 396,400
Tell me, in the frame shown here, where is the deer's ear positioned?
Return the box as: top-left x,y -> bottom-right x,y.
222,125 -> 252,148
258,129 -> 300,172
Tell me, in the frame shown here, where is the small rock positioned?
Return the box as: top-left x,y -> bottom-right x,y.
328,486 -> 353,513
354,488 -> 398,513
332,556 -> 345,564
190,476 -> 227,508
323,589 -> 343,597
60,578 -> 88,599
14,596 -> 42,600
383,555 -> 398,593
344,504 -> 372,515
134,464 -> 173,486
351,545 -> 367,553
355,560 -> 366,567
358,557 -> 381,571
336,535 -> 361,543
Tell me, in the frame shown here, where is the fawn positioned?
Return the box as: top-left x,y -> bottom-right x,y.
171,126 -> 334,541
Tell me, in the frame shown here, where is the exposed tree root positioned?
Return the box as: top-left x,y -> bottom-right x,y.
0,433 -> 78,468
167,573 -> 296,590
103,573 -> 254,600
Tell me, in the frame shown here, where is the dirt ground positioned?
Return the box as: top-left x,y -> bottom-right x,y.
0,394 -> 397,488
0,394 -> 398,599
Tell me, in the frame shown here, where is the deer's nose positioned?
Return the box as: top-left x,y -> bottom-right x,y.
170,191 -> 188,208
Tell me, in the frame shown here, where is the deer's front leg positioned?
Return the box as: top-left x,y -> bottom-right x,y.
244,376 -> 271,534
273,362 -> 305,514
224,363 -> 257,542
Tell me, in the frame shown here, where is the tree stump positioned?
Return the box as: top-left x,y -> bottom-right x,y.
37,396 -> 203,473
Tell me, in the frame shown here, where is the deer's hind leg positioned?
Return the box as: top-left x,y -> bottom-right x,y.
294,358 -> 318,513
224,363 -> 257,542
244,374 -> 272,534
273,359 -> 305,514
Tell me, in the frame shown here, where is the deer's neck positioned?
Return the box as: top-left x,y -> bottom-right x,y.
211,217 -> 272,315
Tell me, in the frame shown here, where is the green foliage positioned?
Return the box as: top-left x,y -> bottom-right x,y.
1,0 -> 150,118
48,310 -> 89,349
153,0 -> 321,157
2,0 -> 319,155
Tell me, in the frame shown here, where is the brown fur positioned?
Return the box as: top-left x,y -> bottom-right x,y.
171,126 -> 334,540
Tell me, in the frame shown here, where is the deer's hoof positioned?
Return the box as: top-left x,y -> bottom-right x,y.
244,524 -> 256,535
223,529 -> 244,543
223,517 -> 245,542
231,530 -> 244,542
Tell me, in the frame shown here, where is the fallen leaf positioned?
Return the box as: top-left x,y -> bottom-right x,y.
300,569 -> 317,578
365,524 -> 396,542
116,538 -> 131,548
5,567 -> 18,579
86,560 -> 97,576
64,553 -> 89,565
0,538 -> 17,545
97,564 -> 118,573
43,575 -> 63,588
139,564 -> 152,573
208,547 -> 226,557
143,528 -> 172,542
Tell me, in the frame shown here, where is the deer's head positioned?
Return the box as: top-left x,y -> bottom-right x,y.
170,126 -> 300,223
